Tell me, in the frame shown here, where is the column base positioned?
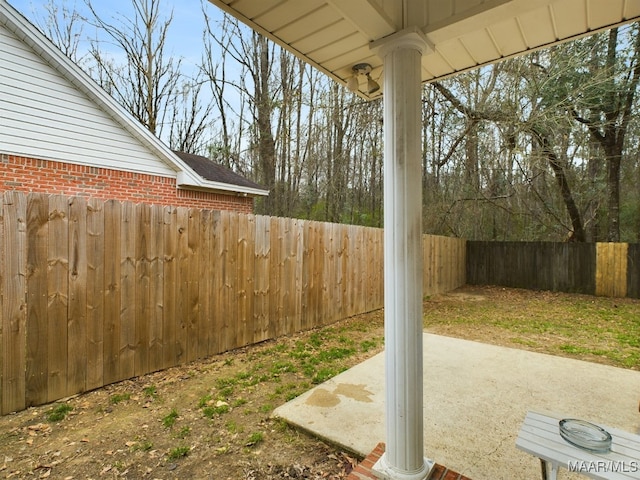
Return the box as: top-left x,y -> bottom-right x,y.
372,452 -> 435,480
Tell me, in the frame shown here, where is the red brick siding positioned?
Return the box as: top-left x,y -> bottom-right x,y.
347,443 -> 473,480
1,154 -> 254,213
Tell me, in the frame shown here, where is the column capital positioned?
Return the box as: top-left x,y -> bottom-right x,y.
370,26 -> 434,58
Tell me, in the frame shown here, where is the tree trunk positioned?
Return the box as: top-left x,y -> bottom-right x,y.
605,142 -> 622,242
254,33 -> 277,215
536,132 -> 586,241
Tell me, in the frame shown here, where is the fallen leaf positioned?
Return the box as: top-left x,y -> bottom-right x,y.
27,424 -> 51,435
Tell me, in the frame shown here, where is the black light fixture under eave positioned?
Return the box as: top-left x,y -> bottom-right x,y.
346,63 -> 380,94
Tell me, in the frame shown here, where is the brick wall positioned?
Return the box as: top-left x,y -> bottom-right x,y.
1,154 -> 254,213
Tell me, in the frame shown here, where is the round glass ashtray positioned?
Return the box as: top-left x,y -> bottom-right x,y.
559,419 -> 612,453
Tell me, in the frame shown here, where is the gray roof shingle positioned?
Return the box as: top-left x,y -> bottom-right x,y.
173,151 -> 266,192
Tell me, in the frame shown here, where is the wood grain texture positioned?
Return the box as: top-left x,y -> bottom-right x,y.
1,192 -> 469,414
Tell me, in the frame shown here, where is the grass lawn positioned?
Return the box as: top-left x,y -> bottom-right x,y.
1,285 -> 637,479
424,285 -> 640,370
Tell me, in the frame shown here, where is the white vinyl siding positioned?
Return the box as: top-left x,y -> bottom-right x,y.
0,25 -> 177,177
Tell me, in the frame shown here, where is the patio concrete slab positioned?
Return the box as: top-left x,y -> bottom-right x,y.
273,333 -> 640,480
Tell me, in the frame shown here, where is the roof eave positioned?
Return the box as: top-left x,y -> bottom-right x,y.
7,6 -> 173,157
1,3 -> 237,187
176,171 -> 270,197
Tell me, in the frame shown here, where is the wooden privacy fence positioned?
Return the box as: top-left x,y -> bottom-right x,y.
0,192 -> 466,414
423,234 -> 466,295
467,241 -> 639,298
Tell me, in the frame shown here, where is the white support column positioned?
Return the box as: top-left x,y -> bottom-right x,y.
371,27 -> 433,480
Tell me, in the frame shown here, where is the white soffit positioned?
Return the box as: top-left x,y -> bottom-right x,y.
208,0 -> 640,100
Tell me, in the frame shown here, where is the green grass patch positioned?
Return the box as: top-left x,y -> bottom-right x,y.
360,339 -> 378,352
131,439 -> 154,452
143,386 -> 158,398
226,420 -> 243,434
246,431 -> 264,447
109,393 -> 131,405
203,402 -> 230,418
167,446 -> 190,460
559,344 -> 592,355
162,408 -> 179,428
198,394 -> 212,408
46,403 -> 73,422
232,398 -> 248,408
270,360 -> 297,376
308,332 -> 324,348
423,288 -> 640,370
312,366 -> 344,384
316,347 -> 355,361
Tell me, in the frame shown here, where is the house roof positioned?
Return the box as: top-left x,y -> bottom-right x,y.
173,151 -> 268,195
0,0 -> 267,198
208,0 -> 640,100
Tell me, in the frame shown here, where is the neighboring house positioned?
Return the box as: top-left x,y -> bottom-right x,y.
0,0 -> 268,213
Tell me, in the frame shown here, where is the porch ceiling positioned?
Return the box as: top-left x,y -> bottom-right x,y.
208,0 -> 640,99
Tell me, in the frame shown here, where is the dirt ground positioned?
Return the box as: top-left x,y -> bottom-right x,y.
0,311 -> 385,480
0,286 -> 637,479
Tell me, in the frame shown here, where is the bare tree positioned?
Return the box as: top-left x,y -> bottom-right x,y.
569,27 -> 640,241
200,9 -> 246,170
85,0 -> 182,138
168,77 -> 214,154
32,0 -> 86,62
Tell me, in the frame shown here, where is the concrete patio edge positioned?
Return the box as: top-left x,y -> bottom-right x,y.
273,333 -> 640,480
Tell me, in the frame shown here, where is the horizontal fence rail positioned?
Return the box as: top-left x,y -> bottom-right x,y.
467,241 -> 639,298
0,192 -> 466,414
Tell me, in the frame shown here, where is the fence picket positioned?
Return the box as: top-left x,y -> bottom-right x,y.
68,196 -> 88,395
273,217 -> 285,336
0,192 -> 467,415
119,202 -> 136,379
134,203 -> 151,376
254,215 -> 270,342
175,207 -> 189,364
2,192 -> 27,413
237,213 -> 252,347
225,210 -> 239,350
186,208 -> 201,363
148,205 -> 164,371
26,193 -> 48,406
86,198 -> 104,390
198,209 -> 212,359
47,195 -> 68,402
293,220 -> 304,333
161,206 -> 177,368
103,200 -> 121,384
210,210 -> 223,355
